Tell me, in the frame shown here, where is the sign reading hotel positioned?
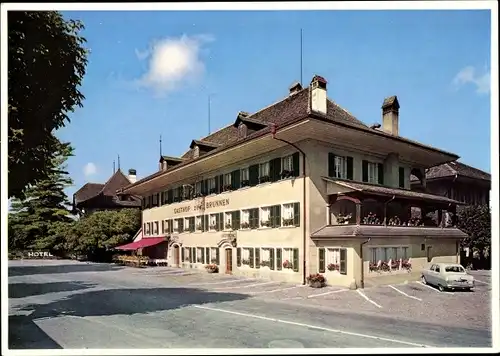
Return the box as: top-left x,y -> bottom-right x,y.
173,198 -> 230,214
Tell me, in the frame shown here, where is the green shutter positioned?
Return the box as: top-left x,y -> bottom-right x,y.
250,208 -> 259,229
340,248 -> 347,275
218,174 -> 224,193
237,248 -> 242,266
276,248 -> 282,270
346,156 -> 354,180
399,166 -> 405,188
159,192 -> 163,206
269,249 -> 275,270
255,248 -> 260,269
292,152 -> 300,177
231,169 -> 241,189
216,248 -> 220,264
204,215 -> 209,232
169,219 -> 173,233
178,218 -> 184,233
328,153 -> 336,177
191,247 -> 195,263
293,202 -> 300,226
214,175 -> 219,194
205,247 -> 210,264
274,205 -> 281,228
377,163 -> 384,185
232,211 -> 240,230
168,190 -> 173,204
249,248 -> 254,268
201,180 -> 208,195
161,220 -> 165,234
219,212 -> 224,231
293,248 -> 299,272
181,248 -> 185,262
319,248 -> 325,273
190,217 -> 195,232
362,160 -> 369,182
249,164 -> 259,186
270,157 -> 281,182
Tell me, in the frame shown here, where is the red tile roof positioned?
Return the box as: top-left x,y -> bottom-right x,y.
410,161 -> 491,182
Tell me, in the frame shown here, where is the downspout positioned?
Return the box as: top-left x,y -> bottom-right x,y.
271,124 -> 308,285
360,237 -> 371,289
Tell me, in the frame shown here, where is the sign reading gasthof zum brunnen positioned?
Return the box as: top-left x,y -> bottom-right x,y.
173,198 -> 230,214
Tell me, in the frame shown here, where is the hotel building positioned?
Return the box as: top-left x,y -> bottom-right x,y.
119,75 -> 467,288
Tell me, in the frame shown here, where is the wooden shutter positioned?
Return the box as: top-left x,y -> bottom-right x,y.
269,249 -> 275,270
214,175 -> 219,194
377,163 -> 384,185
205,247 -> 210,264
190,217 -> 195,232
201,180 -> 208,195
216,248 -> 220,264
219,174 -> 224,193
218,212 -> 224,231
181,247 -> 185,262
328,153 -> 336,177
399,166 -> 405,188
293,248 -> 299,272
232,211 -> 240,230
293,202 -> 300,226
319,248 -> 326,273
191,247 -> 195,263
249,164 -> 259,186
168,190 -> 173,204
249,248 -> 254,268
340,248 -> 347,275
270,157 -> 281,182
231,169 -> 241,189
274,205 -> 281,228
346,156 -> 354,180
362,160 -> 369,182
237,248 -> 242,266
159,192 -> 163,206
161,220 -> 165,234
169,219 -> 173,233
276,248 -> 282,270
178,218 -> 184,233
203,215 -> 209,232
255,248 -> 260,269
292,152 -> 300,177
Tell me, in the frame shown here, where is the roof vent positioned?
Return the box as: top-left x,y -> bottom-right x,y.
289,81 -> 303,95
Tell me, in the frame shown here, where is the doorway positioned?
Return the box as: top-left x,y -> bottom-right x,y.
427,246 -> 433,263
225,248 -> 233,274
174,245 -> 180,267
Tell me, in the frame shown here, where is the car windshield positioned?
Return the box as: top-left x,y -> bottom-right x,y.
445,266 -> 465,273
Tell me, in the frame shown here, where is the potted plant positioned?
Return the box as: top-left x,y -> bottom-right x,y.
225,222 -> 232,230
261,220 -> 272,227
241,222 -> 250,229
280,170 -> 292,179
363,212 -> 381,225
241,180 -> 250,187
241,258 -> 250,265
259,175 -> 270,183
327,263 -> 340,271
380,261 -> 390,272
282,217 -> 294,226
307,273 -> 326,288
369,262 -> 379,272
223,184 -> 232,192
282,260 -> 293,269
196,223 -> 203,230
260,260 -> 270,268
391,259 -> 400,270
205,264 -> 219,273
337,213 -> 352,225
401,259 -> 412,272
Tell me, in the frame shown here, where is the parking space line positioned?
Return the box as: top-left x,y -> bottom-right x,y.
416,281 -> 453,294
188,278 -> 257,286
388,285 -> 422,301
356,290 -> 382,308
193,305 -> 429,347
250,285 -> 301,295
307,288 -> 349,298
474,279 -> 490,285
214,281 -> 277,290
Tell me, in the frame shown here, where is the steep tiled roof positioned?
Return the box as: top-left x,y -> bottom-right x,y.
74,183 -> 104,204
410,161 -> 491,182
311,225 -> 467,239
74,170 -> 134,204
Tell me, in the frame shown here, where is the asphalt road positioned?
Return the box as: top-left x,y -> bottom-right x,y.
8,260 -> 493,350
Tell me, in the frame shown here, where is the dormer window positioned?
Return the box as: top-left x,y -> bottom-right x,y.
238,123 -> 248,138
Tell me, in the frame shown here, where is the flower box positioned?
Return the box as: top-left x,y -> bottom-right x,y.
282,260 -> 293,269
241,259 -> 250,265
380,261 -> 390,272
241,222 -> 250,229
196,224 -> 203,230
307,273 -> 326,288
390,260 -> 400,270
193,192 -> 203,198
259,175 -> 270,184
223,184 -> 232,192
225,223 -> 232,230
369,262 -> 379,272
241,180 -> 250,187
205,264 -> 219,273
327,263 -> 340,271
261,220 -> 272,227
280,170 -> 293,179
401,259 -> 412,272
209,188 -> 217,194
282,218 -> 294,226
337,213 -> 352,225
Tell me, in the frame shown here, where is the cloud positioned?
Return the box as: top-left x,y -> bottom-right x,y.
452,66 -> 490,94
83,162 -> 97,177
135,34 -> 214,95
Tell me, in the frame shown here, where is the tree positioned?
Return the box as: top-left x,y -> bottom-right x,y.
8,141 -> 75,253
457,205 -> 491,263
8,11 -> 88,199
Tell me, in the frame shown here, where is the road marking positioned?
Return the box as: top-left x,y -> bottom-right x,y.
307,288 -> 349,298
356,290 -> 382,308
188,278 -> 257,286
282,296 -> 302,300
475,279 -> 490,285
193,305 -> 429,347
250,285 -> 301,295
416,281 -> 453,294
214,281 -> 276,290
388,285 -> 422,301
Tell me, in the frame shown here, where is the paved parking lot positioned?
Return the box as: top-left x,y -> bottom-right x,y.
8,260 -> 493,349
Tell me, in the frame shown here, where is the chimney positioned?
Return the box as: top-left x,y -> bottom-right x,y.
193,145 -> 200,159
381,96 -> 400,136
289,81 -> 303,96
310,75 -> 327,114
128,169 -> 137,183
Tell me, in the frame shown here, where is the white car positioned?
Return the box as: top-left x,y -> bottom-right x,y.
421,263 -> 475,292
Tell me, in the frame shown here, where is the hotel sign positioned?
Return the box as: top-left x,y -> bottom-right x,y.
173,198 -> 230,214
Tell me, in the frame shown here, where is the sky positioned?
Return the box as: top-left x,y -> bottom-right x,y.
58,9 -> 492,197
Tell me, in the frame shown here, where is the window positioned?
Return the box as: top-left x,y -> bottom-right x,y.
241,248 -> 251,266
197,247 -> 204,263
210,248 -> 219,264
367,162 -> 379,184
187,217 -> 195,232
184,217 -> 190,232
196,216 -> 203,231
282,248 -> 293,269
173,188 -> 179,202
173,219 -> 179,233
231,211 -> 241,230
184,247 -> 190,262
335,156 -> 348,179
400,247 -> 408,260
259,162 -> 270,182
260,248 -> 275,269
399,167 -> 405,188
282,203 -> 300,227
370,248 -> 377,263
339,248 -> 347,275
249,208 -> 259,229
276,248 -> 282,270
269,205 -> 281,228
178,218 -> 184,233
195,181 -> 202,196
209,214 -> 218,231
208,178 -> 216,194
326,248 -> 340,272
282,155 -> 293,173
224,212 -> 232,230
241,209 -> 250,229
421,243 -> 425,251
260,206 -> 271,227
154,221 -> 159,235
241,167 -> 250,187
146,222 -> 151,235
223,173 -> 232,191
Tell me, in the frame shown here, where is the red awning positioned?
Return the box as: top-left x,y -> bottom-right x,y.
114,237 -> 167,251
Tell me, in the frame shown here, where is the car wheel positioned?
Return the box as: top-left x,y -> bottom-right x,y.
421,275 -> 427,284
438,284 -> 445,292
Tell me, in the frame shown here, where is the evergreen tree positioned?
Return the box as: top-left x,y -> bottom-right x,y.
8,139 -> 75,253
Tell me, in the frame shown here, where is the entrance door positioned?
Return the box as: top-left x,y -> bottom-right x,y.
225,248 -> 233,274
427,246 -> 433,263
174,245 -> 180,267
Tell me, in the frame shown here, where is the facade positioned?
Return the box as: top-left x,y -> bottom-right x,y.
119,75 -> 467,288
73,169 -> 141,216
410,161 -> 490,206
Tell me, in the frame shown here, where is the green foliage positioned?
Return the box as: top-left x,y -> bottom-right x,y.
457,204 -> 491,258
8,11 -> 88,199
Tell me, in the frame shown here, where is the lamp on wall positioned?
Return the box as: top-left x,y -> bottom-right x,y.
231,238 -> 237,247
